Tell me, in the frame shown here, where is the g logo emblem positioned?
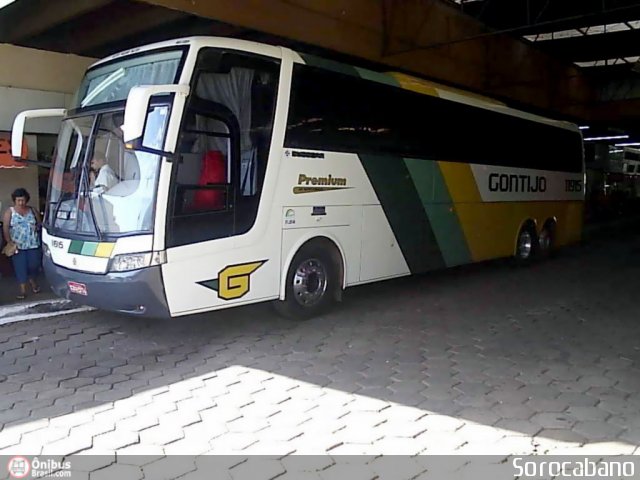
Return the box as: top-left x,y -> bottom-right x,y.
198,260 -> 267,301
218,261 -> 266,300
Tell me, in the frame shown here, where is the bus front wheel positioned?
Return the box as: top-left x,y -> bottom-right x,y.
274,243 -> 339,320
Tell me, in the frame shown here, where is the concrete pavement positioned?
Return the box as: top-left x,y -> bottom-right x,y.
0,227 -> 639,477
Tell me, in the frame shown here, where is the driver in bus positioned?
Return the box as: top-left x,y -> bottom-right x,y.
89,153 -> 118,194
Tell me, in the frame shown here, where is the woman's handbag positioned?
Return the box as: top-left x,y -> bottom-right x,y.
1,241 -> 18,257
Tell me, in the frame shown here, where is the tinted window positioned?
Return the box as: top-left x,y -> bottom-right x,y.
168,50 -> 280,247
76,50 -> 184,108
285,65 -> 583,173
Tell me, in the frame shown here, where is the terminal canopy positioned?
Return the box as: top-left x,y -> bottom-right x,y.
0,133 -> 27,168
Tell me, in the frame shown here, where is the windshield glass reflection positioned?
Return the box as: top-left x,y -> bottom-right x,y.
48,107 -> 168,236
76,50 -> 183,108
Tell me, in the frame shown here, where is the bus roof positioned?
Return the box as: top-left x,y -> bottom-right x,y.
93,36 -> 580,135
91,36 -> 284,68
294,51 -> 581,134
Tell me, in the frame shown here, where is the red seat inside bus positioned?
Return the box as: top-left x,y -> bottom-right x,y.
190,150 -> 226,211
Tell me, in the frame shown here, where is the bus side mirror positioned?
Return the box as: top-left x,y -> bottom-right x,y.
12,109 -> 66,159
122,84 -> 190,154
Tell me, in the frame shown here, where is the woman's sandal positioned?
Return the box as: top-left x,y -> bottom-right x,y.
16,293 -> 26,300
32,285 -> 41,294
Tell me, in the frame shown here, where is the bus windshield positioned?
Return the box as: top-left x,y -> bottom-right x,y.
47,105 -> 169,237
75,50 -> 183,108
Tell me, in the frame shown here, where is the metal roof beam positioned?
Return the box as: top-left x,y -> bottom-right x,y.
536,28 -> 640,63
0,0 -> 114,43
24,3 -> 188,56
135,0 -> 597,118
77,18 -> 243,58
456,0 -> 640,36
520,7 -> 640,37
590,97 -> 640,125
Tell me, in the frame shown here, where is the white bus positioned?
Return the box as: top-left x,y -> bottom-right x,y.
12,37 -> 584,319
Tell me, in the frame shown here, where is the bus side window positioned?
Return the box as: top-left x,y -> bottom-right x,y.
170,113 -> 236,246
174,115 -> 231,216
168,50 -> 280,247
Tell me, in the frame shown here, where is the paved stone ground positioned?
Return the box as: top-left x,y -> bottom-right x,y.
1,229 -> 640,477
0,273 -> 53,307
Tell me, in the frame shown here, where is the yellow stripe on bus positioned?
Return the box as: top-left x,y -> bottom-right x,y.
437,162 -> 482,203
388,72 -> 439,97
95,243 -> 115,258
437,162 -> 583,262
388,72 -> 506,105
453,202 -> 581,262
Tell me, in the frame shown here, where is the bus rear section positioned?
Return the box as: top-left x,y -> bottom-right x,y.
269,56 -> 584,317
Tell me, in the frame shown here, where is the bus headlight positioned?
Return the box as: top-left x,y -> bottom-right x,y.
42,244 -> 51,258
110,253 -> 152,272
109,251 -> 165,272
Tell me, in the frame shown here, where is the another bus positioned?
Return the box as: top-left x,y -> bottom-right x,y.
12,36 -> 585,319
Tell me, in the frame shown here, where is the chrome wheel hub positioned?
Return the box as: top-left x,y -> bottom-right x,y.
539,230 -> 551,251
517,231 -> 533,259
292,258 -> 328,307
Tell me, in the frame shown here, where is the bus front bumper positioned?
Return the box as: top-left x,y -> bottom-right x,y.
44,256 -> 171,318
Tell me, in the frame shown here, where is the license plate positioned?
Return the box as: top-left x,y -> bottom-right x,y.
68,281 -> 87,296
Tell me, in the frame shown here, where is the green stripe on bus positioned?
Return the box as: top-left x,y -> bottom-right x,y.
354,68 -> 400,87
406,159 -> 471,267
81,242 -> 99,256
69,240 -> 84,255
302,55 -> 401,89
299,53 -> 360,77
359,154 -> 444,273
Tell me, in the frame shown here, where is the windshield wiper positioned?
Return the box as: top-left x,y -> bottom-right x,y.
81,68 -> 125,108
80,161 -> 104,242
50,177 -> 77,230
49,198 -> 63,229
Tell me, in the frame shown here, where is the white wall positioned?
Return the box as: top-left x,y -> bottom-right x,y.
0,44 -> 95,216
0,86 -> 74,132
0,44 -> 94,93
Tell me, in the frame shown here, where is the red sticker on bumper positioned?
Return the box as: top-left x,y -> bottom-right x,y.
68,281 -> 88,296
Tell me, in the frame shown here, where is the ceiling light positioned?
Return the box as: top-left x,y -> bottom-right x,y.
584,135 -> 629,141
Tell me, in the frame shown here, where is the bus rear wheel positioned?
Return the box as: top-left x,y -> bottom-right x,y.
537,221 -> 556,259
274,243 -> 338,320
514,224 -> 537,265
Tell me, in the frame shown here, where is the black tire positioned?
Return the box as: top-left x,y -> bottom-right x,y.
514,224 -> 537,266
537,221 -> 556,260
273,243 -> 339,320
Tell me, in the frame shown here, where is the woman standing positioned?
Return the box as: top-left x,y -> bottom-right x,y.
2,188 -> 42,299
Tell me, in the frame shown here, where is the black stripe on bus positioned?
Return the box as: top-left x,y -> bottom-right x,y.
359,153 -> 445,273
